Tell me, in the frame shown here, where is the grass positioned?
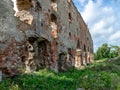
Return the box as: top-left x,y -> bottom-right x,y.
0,56 -> 120,90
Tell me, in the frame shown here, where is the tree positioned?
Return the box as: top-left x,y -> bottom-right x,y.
109,45 -> 120,58
94,43 -> 120,60
95,43 -> 110,60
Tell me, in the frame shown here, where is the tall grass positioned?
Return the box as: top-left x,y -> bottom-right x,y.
0,56 -> 120,90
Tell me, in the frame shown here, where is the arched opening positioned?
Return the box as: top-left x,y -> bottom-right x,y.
87,47 -> 90,63
67,48 -> 73,66
37,38 -> 51,69
50,13 -> 57,22
69,32 -> 71,37
50,14 -> 57,38
84,45 -> 87,65
76,40 -> 80,49
58,53 -> 66,72
68,12 -> 72,22
24,37 -> 52,72
84,45 -> 86,51
75,40 -> 83,67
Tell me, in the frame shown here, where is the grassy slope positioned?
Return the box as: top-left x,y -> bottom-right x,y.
0,56 -> 120,90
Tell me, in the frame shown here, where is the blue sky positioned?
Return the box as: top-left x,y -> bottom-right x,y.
73,0 -> 120,51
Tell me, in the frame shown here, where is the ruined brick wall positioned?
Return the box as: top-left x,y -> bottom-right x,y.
0,0 -> 93,76
57,0 -> 94,69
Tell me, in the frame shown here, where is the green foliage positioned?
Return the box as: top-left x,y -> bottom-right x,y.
109,45 -> 120,58
95,43 -> 110,60
0,57 -> 120,90
95,43 -> 120,60
79,71 -> 111,90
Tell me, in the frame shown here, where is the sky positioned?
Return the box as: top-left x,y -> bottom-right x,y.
73,0 -> 120,52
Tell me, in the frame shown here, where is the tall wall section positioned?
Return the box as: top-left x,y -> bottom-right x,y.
57,0 -> 93,69
0,0 -> 93,77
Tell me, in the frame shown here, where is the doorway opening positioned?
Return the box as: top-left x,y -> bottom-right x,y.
36,39 -> 51,69
84,44 -> 87,64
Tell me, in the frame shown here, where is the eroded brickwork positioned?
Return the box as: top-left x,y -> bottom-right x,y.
0,0 -> 93,77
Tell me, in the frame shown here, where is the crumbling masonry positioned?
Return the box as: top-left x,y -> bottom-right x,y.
0,0 -> 93,78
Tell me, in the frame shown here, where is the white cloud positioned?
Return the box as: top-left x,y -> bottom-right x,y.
81,0 -> 103,24
109,31 -> 120,41
78,0 -> 119,51
92,16 -> 115,36
78,0 -> 87,5
73,0 -> 120,51
102,7 -> 113,15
